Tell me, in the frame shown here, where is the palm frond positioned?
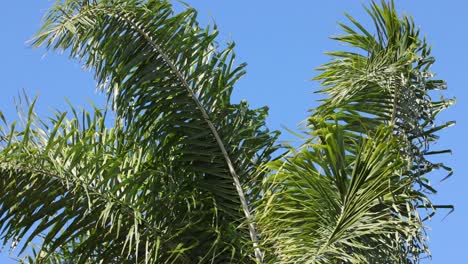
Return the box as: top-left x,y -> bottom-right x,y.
313,0 -> 454,212
0,95 -> 277,262
257,1 -> 453,262
27,0 -> 281,262
258,122 -> 427,263
1,101 -> 168,263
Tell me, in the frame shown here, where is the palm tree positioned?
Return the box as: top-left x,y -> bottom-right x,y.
0,0 -> 453,263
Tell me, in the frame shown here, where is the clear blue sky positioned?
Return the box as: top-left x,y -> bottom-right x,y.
0,1 -> 466,263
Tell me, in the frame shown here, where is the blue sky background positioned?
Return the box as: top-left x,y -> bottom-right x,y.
0,1 -> 466,262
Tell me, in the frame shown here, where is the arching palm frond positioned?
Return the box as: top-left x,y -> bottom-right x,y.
0,96 -> 276,263
312,0 -> 454,221
257,122 -> 427,263
1,101 -> 172,263
0,0 -> 280,262
257,1 -> 453,263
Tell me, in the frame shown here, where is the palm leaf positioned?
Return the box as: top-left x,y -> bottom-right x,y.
313,0 -> 454,217
1,0 -> 279,261
258,122 -> 428,263
0,96 -> 276,263
257,1 -> 453,262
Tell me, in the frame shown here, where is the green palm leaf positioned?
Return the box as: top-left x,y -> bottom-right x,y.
0,0 -> 454,263
258,122 -> 427,263
0,97 -> 276,263
313,0 -> 455,188
257,0 -> 453,263
1,0 -> 279,262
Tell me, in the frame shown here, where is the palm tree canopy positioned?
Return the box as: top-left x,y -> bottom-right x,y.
0,0 -> 453,263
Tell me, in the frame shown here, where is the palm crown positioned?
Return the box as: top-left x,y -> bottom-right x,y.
0,0 -> 453,263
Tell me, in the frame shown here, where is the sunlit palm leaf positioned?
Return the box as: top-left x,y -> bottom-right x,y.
0,97 -> 276,263
312,0 -> 454,221
258,122 -> 427,263
257,0 -> 453,263
1,0 -> 279,262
